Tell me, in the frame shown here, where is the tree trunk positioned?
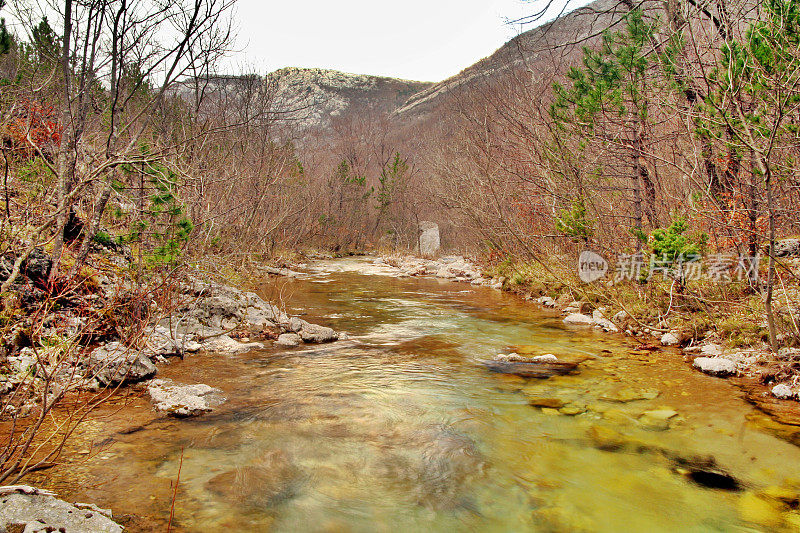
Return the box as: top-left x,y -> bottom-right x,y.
49,0 -> 74,283
763,158 -> 779,353
68,181 -> 112,278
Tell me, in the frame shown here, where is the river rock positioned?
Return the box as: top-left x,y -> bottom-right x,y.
738,491 -> 787,530
600,387 -> 660,402
772,383 -> 796,400
88,342 -> 157,386
693,356 -> 737,376
528,397 -> 566,409
493,353 -> 528,362
612,310 -> 628,323
641,409 -> 678,420
275,333 -> 302,347
297,322 -> 338,343
0,486 -> 122,532
661,331 -> 682,346
201,335 -> 264,355
593,317 -> 619,333
147,379 -> 225,417
436,267 -> 457,279
537,296 -> 556,308
587,425 -> 628,451
484,359 -> 580,378
700,343 -> 723,356
563,313 -> 593,326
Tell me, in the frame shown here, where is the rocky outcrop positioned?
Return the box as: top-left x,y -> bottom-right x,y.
88,342 -> 157,386
0,486 -> 122,533
147,379 -> 225,417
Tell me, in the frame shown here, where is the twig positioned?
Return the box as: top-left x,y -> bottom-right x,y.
167,446 -> 184,533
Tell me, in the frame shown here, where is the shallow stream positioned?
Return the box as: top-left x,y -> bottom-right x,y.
34,258 -> 800,531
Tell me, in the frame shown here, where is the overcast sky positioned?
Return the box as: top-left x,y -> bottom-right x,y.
224,0 -> 580,82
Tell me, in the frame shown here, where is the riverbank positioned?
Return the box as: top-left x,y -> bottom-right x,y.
0,247 -> 347,530
376,252 -> 800,433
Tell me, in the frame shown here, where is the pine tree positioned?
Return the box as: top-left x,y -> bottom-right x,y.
551,9 -> 661,241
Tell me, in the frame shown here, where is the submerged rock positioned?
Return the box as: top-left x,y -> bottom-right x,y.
528,397 -> 566,409
0,486 -> 122,532
600,387 -> 660,403
484,359 -> 580,379
693,356 -> 737,377
587,425 -> 628,451
147,379 -> 225,417
205,450 -> 301,509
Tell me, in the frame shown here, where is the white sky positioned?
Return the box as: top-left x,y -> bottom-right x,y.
224,0 -> 581,82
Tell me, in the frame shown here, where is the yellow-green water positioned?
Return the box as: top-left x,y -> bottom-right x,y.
33,258 -> 800,531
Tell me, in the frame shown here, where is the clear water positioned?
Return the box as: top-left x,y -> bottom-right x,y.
33,258 -> 800,531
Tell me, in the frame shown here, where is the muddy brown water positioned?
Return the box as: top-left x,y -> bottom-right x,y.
28,258 -> 800,531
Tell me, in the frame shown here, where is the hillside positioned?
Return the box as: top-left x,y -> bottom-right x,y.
393,0 -> 639,119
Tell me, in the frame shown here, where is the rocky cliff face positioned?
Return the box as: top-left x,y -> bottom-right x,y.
266,67 -> 432,134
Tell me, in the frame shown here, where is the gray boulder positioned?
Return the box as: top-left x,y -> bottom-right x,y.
147,379 -> 225,417
201,335 -> 264,355
699,343 -> 723,356
298,322 -> 338,343
594,318 -> 619,333
0,486 -> 122,533
89,342 -> 157,386
693,356 -> 737,377
275,333 -> 302,347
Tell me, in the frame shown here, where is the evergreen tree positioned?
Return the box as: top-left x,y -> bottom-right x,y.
551,9 -> 661,240
0,0 -> 12,54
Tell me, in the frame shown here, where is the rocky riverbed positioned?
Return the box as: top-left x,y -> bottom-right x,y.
377,253 -> 800,412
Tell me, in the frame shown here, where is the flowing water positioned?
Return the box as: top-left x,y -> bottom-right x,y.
33,258 -> 800,531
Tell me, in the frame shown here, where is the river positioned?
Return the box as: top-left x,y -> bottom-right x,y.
32,258 -> 800,531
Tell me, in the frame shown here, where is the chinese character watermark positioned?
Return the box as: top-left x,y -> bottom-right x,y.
579,251 -> 761,284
